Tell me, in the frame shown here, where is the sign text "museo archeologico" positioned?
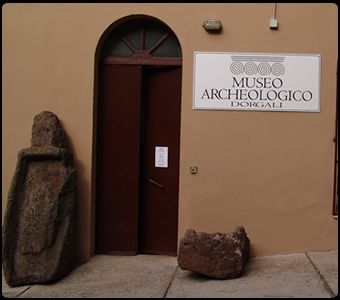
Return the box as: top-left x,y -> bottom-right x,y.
193,52 -> 320,112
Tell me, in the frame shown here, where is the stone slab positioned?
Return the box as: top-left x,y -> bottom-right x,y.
2,111 -> 77,287
307,250 -> 338,296
2,270 -> 32,298
167,253 -> 334,298
3,251 -> 337,298
12,255 -> 177,298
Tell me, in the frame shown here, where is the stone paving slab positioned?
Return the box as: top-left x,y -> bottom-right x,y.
166,253 -> 335,298
307,251 -> 338,296
2,269 -> 32,298
2,251 -> 338,298
4,255 -> 177,298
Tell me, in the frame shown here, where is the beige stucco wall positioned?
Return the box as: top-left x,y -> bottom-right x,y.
2,3 -> 338,262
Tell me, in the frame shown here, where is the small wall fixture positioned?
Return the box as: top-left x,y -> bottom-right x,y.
269,3 -> 279,30
202,19 -> 222,32
190,166 -> 198,174
270,18 -> 279,30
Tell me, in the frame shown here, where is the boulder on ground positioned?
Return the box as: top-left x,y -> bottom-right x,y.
178,226 -> 250,279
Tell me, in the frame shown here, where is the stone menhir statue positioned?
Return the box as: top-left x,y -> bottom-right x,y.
2,111 -> 77,287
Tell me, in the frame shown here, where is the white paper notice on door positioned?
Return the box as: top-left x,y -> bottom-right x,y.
155,146 -> 168,168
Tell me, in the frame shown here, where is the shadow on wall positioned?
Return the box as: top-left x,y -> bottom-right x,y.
59,120 -> 91,265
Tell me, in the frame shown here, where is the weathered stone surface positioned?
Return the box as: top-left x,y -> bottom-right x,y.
178,226 -> 250,279
2,111 -> 77,287
31,111 -> 69,149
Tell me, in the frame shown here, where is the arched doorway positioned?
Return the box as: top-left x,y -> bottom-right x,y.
94,16 -> 182,256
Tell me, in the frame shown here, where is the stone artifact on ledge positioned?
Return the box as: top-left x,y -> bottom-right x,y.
2,111 -> 77,287
177,226 -> 250,279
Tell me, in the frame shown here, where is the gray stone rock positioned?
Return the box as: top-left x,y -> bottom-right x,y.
31,110 -> 69,149
2,111 -> 77,287
178,226 -> 250,279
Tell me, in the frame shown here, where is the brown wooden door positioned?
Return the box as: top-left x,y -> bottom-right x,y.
139,66 -> 181,255
95,64 -> 142,254
95,64 -> 181,256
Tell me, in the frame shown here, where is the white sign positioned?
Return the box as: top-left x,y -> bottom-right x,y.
193,52 -> 320,112
155,147 -> 168,168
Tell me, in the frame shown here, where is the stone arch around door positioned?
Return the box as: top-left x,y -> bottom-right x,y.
93,15 -> 182,256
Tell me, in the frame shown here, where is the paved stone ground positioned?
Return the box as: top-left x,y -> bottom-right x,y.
2,251 -> 338,298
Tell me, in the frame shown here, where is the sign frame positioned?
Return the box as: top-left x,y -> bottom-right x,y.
193,51 -> 321,112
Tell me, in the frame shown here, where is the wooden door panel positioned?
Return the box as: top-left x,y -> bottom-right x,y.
140,67 -> 182,255
95,65 -> 142,254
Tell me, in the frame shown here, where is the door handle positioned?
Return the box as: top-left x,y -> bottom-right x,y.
148,178 -> 165,189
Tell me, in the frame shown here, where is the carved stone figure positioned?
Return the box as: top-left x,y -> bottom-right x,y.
2,111 -> 77,287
